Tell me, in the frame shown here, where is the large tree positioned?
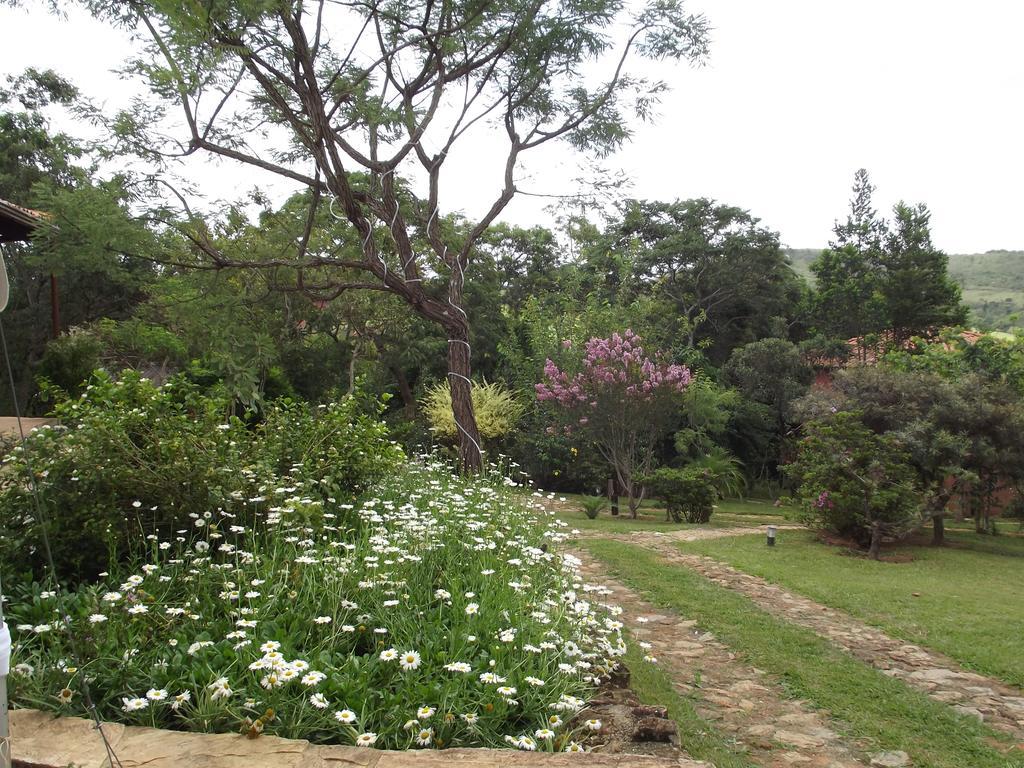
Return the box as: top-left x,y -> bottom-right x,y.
65,0 -> 711,469
603,198 -> 804,361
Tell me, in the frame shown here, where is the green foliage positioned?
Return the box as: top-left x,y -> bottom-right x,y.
505,407 -> 608,494
674,379 -> 740,457
785,413 -> 921,550
0,371 -> 403,583
881,202 -> 967,340
687,448 -> 746,499
580,494 -> 607,519
641,467 -> 716,523
35,329 -> 102,399
421,379 -> 525,444
884,329 -> 1024,396
94,317 -> 188,369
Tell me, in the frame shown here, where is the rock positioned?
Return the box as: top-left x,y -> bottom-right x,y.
773,729 -> 826,748
632,717 -> 678,743
953,705 -> 985,722
11,708 -> 707,768
869,750 -> 911,767
632,705 -> 669,719
779,751 -> 812,764
729,680 -> 770,694
908,667 -> 959,683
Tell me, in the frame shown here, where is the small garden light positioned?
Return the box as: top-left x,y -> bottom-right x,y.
766,525 -> 777,547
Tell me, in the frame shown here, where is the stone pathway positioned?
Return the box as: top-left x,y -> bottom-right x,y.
602,529 -> 1024,742
574,549 -> 872,768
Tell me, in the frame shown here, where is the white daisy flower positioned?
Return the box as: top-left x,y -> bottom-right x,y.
399,650 -> 421,670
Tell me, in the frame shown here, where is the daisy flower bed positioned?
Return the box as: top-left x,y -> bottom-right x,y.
6,459 -> 625,752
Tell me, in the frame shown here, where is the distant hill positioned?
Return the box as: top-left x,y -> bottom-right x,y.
783,248 -> 1024,331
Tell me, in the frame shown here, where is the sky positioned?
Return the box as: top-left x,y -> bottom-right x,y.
1,0 -> 1022,253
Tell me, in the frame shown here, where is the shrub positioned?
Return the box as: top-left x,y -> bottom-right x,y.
580,495 -> 607,519
6,461 -> 625,751
641,467 -> 716,523
421,379 -> 525,445
0,371 -> 403,583
687,448 -> 746,499
784,412 -> 921,557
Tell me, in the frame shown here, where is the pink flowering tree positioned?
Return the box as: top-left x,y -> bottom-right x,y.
536,330 -> 691,516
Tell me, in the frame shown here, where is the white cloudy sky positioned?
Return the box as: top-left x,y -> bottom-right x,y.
1,0 -> 1022,253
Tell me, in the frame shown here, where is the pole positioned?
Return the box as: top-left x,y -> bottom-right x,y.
0,571 -> 11,768
49,273 -> 60,339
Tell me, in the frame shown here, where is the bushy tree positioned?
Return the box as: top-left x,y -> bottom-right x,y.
797,362 -> 1024,543
722,338 -> 812,434
881,203 -> 967,343
811,169 -> 887,344
536,330 -> 690,515
604,198 -> 805,361
785,413 -> 921,559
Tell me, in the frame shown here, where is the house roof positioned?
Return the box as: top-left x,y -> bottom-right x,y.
0,197 -> 47,243
810,329 -> 987,372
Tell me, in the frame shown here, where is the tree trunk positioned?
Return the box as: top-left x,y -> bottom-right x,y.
608,478 -> 619,517
389,364 -> 416,415
446,322 -> 483,472
931,513 -> 945,546
868,521 -> 882,560
347,350 -> 357,394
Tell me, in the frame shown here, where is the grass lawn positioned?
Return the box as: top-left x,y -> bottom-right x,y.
681,529 -> 1024,688
553,493 -> 792,533
584,539 -> 1023,768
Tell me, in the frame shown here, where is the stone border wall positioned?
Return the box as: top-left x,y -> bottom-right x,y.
10,709 -> 709,768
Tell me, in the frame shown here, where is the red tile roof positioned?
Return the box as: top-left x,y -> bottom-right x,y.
0,197 -> 47,243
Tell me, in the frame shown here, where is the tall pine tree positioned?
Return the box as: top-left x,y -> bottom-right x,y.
882,203 -> 966,342
811,169 -> 887,344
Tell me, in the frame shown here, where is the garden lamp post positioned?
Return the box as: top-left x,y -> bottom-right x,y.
767,525 -> 778,547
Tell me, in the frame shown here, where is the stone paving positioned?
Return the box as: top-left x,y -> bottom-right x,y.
10,709 -> 710,768
574,550 -> 872,768
602,528 -> 1024,743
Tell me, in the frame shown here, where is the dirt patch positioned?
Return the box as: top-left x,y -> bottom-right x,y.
581,667 -> 682,759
